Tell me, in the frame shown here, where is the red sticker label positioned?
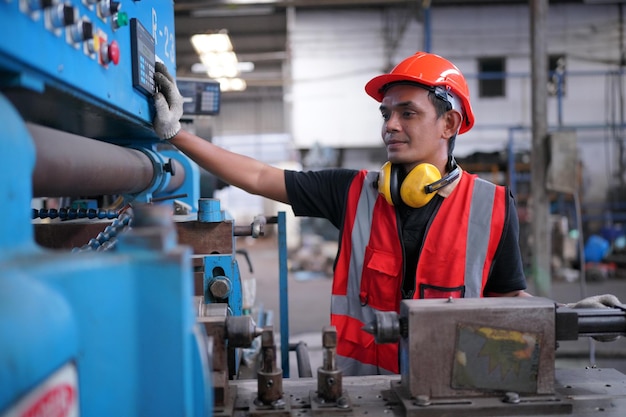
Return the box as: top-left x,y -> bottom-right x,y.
22,384 -> 76,417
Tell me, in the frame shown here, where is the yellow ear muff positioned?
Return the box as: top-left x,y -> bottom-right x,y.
400,163 -> 442,208
377,161 -> 395,205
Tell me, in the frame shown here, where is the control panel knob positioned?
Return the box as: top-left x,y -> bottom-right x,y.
49,4 -> 76,28
98,0 -> 120,17
70,20 -> 93,43
27,0 -> 58,12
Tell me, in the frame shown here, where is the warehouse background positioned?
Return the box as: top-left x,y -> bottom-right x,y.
174,1 -> 626,286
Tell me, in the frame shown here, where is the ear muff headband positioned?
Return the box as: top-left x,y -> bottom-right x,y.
424,164 -> 460,194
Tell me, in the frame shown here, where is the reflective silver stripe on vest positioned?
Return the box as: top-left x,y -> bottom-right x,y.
331,293 -> 377,325
464,178 -> 496,298
330,171 -> 380,324
337,354 -> 396,376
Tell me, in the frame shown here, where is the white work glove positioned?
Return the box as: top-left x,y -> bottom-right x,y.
566,294 -> 624,342
566,294 -> 623,309
153,62 -> 183,140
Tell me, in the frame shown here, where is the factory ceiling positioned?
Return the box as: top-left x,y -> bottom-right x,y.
172,0 -> 588,97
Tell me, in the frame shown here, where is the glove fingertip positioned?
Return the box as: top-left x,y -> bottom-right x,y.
154,72 -> 168,88
153,94 -> 169,113
155,62 -> 176,83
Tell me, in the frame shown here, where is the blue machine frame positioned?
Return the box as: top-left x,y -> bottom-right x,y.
0,94 -> 213,416
0,1 -> 217,415
0,0 -> 176,141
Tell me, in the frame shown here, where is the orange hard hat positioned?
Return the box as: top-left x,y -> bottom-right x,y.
365,52 -> 475,134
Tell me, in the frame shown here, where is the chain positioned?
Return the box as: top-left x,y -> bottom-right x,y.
71,212 -> 134,253
32,206 -> 134,252
32,207 -> 120,221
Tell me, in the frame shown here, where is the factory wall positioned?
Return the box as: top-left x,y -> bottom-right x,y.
290,4 -> 623,152
289,3 -> 625,207
212,2 -> 625,225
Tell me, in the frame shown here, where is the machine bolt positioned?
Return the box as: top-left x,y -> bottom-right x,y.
503,392 -> 520,404
336,396 -> 350,409
415,395 -> 431,407
271,398 -> 286,409
209,277 -> 231,300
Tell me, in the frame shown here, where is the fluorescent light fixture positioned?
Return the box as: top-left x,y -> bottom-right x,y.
191,32 -> 233,55
190,6 -> 275,17
192,61 -> 255,74
199,51 -> 239,78
217,77 -> 247,92
190,30 -> 248,92
237,61 -> 255,72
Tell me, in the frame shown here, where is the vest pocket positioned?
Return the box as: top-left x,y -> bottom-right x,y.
419,283 -> 465,299
360,245 -> 402,311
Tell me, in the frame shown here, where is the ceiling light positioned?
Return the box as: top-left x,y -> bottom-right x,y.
190,6 -> 275,17
199,51 -> 239,78
190,30 -> 247,92
217,78 -> 247,92
191,61 -> 255,74
190,32 -> 233,55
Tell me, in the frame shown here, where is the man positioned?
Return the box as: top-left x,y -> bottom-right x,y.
152,52 -> 615,376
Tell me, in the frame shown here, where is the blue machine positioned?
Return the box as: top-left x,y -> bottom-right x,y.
0,98 -> 214,416
0,0 -> 228,415
0,0 -> 176,141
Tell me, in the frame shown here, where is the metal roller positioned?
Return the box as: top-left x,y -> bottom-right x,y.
29,123 -> 184,198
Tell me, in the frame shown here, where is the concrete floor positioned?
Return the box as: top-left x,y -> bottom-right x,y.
234,234 -> 626,379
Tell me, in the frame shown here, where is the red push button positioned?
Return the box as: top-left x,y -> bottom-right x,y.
108,40 -> 120,65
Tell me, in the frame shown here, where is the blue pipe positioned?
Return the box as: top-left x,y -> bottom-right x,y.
423,5 -> 431,53
278,212 -> 290,378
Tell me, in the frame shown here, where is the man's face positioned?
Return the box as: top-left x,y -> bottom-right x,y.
379,84 -> 450,173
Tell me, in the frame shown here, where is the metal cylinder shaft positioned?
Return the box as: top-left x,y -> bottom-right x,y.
576,308 -> 626,337
556,307 -> 626,340
256,327 -> 284,406
29,123 -> 184,197
317,326 -> 342,403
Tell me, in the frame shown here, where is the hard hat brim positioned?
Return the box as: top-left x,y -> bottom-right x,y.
364,74 -> 431,102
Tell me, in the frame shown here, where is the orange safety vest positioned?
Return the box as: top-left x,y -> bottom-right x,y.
330,169 -> 507,375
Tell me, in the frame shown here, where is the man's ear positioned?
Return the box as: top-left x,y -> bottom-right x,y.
444,110 -> 463,138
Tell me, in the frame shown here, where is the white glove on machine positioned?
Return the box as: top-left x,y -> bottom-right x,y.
566,294 -> 624,309
153,62 -> 184,140
566,294 -> 624,342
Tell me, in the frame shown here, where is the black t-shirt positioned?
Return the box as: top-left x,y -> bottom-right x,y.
284,168 -> 527,296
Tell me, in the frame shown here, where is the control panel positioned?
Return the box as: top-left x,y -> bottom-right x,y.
178,77 -> 221,116
0,0 -> 176,143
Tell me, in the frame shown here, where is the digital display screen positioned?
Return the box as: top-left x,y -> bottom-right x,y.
177,78 -> 221,116
130,18 -> 155,96
139,42 -> 152,59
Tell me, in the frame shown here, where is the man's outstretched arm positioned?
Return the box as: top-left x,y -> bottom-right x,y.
153,62 -> 288,204
169,130 -> 289,204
